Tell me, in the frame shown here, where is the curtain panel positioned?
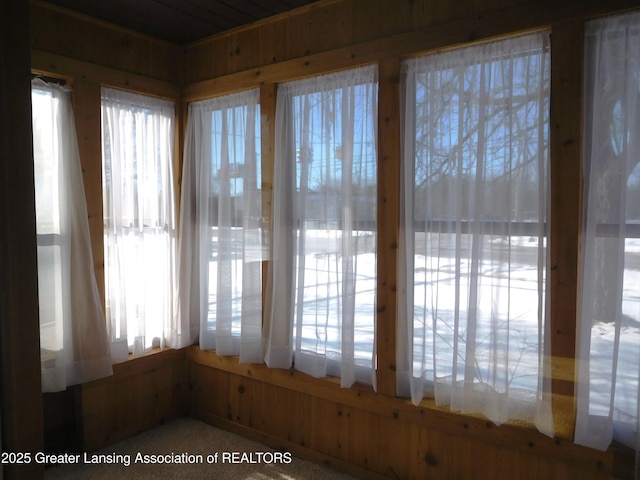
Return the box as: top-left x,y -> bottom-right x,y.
397,31 -> 553,435
576,11 -> 640,464
264,65 -> 378,388
101,87 -> 179,361
32,79 -> 113,392
177,89 -> 263,362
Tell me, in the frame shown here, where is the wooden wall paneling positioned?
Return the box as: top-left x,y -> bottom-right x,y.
406,0 -> 432,31
308,397 -> 334,456
315,398 -> 345,464
270,385 -> 295,442
187,350 -> 619,478
288,387 -> 308,448
443,430 -> 465,479
535,456 -> 571,480
220,36 -> 240,80
343,405 -> 363,469
406,423 -> 425,478
262,376 -> 286,439
347,406 -> 396,477
376,56 -> 401,396
189,362 -> 225,423
230,372 -> 246,427
212,402 -> 390,479
351,0 -> 408,43
472,438 -> 499,479
182,42 -> 211,84
30,0 -> 180,83
306,0 -> 353,53
260,21 -> 284,69
246,376 -> 265,432
82,350 -> 187,451
224,29 -> 261,75
419,426 -> 453,479
42,387 -> 83,453
271,386 -> 300,447
275,386 -> 308,448
225,370 -> 242,425
276,9 -> 312,62
211,369 -> 231,424
256,23 -> 276,66
376,414 -> 410,478
79,379 -> 121,451
494,449 -> 525,479
331,401 -> 351,464
240,372 -> 270,435
363,407 -> 385,471
228,372 -> 263,430
0,1 -> 45,478
440,430 -> 465,479
252,374 -> 269,437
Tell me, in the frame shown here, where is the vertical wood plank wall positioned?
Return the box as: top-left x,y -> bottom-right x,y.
1,0 -> 45,478
24,0 -> 640,479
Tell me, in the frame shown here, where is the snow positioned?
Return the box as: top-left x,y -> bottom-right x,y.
206,230 -> 640,413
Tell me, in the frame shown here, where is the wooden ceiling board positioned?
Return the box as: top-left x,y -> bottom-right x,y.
41,0 -> 322,44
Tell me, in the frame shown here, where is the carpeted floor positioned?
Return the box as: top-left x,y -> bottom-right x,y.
44,417 -> 357,480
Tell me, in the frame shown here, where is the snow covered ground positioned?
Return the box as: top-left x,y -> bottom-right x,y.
206,229 -> 640,411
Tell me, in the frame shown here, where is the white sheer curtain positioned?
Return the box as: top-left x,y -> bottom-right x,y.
264,65 -> 378,388
101,87 -> 179,361
576,11 -> 640,464
32,79 -> 112,392
398,32 -> 553,435
177,89 -> 263,362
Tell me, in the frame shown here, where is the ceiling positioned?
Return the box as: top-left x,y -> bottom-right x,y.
44,0 -> 322,45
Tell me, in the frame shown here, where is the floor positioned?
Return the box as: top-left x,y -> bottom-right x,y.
44,417 -> 358,480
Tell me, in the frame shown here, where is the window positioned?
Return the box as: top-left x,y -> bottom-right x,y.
101,87 -> 178,361
264,65 -> 378,388
398,32 -> 553,433
177,89 -> 263,362
32,79 -> 112,391
576,10 -> 640,453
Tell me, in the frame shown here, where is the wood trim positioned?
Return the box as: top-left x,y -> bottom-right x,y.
0,1 -> 45,478
70,78 -> 105,304
260,84 -> 276,315
30,49 -> 180,100
549,19 -> 583,413
376,57 -> 401,396
97,348 -> 187,384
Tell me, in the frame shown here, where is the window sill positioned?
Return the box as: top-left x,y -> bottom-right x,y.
105,346 -> 187,380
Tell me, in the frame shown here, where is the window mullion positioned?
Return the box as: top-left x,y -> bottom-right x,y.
549,19 -> 584,426
377,57 -> 402,397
